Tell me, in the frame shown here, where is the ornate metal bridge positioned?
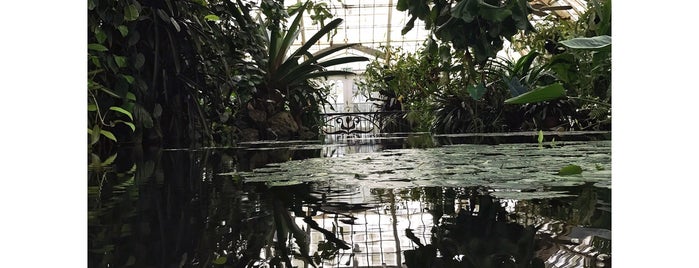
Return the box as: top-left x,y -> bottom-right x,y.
320,111 -> 408,134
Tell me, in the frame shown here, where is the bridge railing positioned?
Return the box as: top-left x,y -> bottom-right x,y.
319,111 -> 409,134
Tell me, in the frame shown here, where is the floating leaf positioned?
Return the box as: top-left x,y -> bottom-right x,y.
88,43 -> 108,52
505,83 -> 566,104
558,164 -> 583,175
559,35 -> 611,50
110,106 -> 133,120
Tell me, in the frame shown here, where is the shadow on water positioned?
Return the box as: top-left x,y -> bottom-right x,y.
88,133 -> 611,268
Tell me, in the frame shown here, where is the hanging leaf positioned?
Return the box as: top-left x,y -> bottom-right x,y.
102,154 -> 118,166
124,5 -> 140,21
559,35 -> 611,49
90,125 -> 100,145
94,28 -> 107,44
133,53 -> 145,70
88,43 -> 108,52
505,83 -> 566,104
122,75 -> 135,84
558,164 -> 583,175
100,130 -> 117,142
467,83 -> 487,100
110,106 -> 133,120
115,120 -> 136,132
117,25 -> 129,37
113,55 -> 127,68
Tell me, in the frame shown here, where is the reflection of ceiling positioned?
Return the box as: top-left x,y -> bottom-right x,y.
283,0 -> 589,71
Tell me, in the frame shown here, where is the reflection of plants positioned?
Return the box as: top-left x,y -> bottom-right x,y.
405,188 -> 544,268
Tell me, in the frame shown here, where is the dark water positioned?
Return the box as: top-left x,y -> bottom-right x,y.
88,133 -> 611,268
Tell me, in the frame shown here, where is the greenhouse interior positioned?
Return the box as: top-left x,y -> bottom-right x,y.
88,0 -> 612,267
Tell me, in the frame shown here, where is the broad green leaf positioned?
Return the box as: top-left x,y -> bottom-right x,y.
113,55 -> 127,68
110,106 -> 133,120
88,104 -> 97,112
204,14 -> 220,21
467,83 -> 486,100
559,35 -> 611,49
117,25 -> 129,37
115,120 -> 136,132
90,125 -> 100,145
102,154 -> 118,166
124,5 -> 140,21
505,83 -> 566,104
122,75 -> 135,84
133,53 -> 145,70
94,28 -> 107,44
100,130 -> 117,142
88,43 -> 108,52
558,164 -> 583,175
212,257 -> 227,265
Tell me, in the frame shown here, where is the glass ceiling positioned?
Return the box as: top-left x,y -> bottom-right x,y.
283,0 -> 589,72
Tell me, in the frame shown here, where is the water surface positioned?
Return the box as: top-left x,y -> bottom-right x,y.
88,134 -> 611,268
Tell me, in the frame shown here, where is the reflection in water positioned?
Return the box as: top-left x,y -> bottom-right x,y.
88,140 -> 610,268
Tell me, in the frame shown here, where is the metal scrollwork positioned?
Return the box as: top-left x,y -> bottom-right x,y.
321,112 -> 405,134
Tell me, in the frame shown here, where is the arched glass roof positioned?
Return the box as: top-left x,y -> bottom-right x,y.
284,0 -> 590,72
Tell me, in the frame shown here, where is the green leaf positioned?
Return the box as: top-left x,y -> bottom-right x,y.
204,14 -> 220,21
114,55 -> 127,68
94,28 -> 107,44
537,130 -> 544,144
115,120 -> 136,132
505,83 -> 566,104
133,53 -> 145,70
102,154 -> 118,166
117,25 -> 129,37
100,130 -> 117,142
467,83 -> 486,100
124,5 -> 140,21
558,164 -> 583,175
559,35 -> 611,50
122,75 -> 135,84
126,92 -> 137,101
88,104 -> 98,112
90,125 -> 100,145
212,256 -> 227,265
88,43 -> 108,52
110,106 -> 133,120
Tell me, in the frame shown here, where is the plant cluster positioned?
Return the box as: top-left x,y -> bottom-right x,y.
88,0 -> 365,159
358,0 -> 611,133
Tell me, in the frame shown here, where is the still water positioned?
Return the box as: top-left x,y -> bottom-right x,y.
88,133 -> 611,268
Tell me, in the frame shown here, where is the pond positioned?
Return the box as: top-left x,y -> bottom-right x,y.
88,133 -> 611,268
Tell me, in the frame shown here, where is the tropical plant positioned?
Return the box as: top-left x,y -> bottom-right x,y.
88,0 -> 271,154
239,0 -> 369,140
